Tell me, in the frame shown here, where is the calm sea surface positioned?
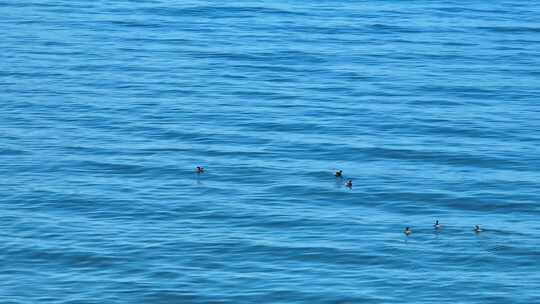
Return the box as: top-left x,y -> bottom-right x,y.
1,1 -> 540,303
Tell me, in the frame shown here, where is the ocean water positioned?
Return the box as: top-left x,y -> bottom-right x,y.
1,0 -> 540,303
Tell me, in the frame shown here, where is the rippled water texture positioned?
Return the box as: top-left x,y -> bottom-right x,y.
1,1 -> 540,303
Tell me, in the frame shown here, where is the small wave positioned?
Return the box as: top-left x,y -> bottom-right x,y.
0,148 -> 29,156
476,26 -> 540,33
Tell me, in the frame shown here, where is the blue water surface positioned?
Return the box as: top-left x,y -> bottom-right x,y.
1,0 -> 540,303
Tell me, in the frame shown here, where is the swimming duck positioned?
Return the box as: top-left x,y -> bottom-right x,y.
196,166 -> 205,173
335,170 -> 343,177
434,220 -> 442,229
404,227 -> 412,236
474,225 -> 482,233
346,180 -> 352,188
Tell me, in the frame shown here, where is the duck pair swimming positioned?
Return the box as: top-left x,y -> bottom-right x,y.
335,170 -> 352,188
196,166 -> 205,173
404,222 -> 484,236
434,221 -> 482,232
